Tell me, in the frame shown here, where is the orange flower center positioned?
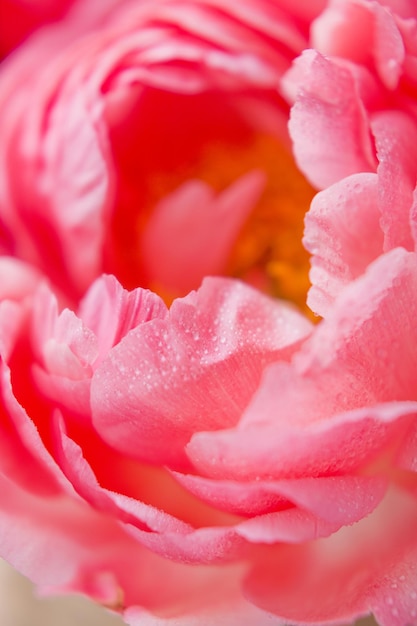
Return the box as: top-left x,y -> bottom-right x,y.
108,89 -> 316,317
142,132 -> 316,316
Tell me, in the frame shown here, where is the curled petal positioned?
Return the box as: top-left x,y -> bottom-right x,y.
173,471 -> 386,526
91,277 -> 311,469
287,49 -> 376,188
141,172 -> 266,294
188,249 -> 417,479
304,172 -> 383,316
311,0 -> 405,89
243,488 -> 417,625
372,110 -> 417,251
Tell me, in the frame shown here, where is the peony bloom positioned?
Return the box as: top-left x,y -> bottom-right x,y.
1,245 -> 417,626
0,1 -> 417,626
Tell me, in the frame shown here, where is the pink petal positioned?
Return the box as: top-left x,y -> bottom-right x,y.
188,249 -> 417,479
0,257 -> 42,301
234,475 -> 386,544
243,487 -> 417,625
373,2 -> 405,89
0,360 -> 71,496
236,508 -> 341,544
287,49 -> 376,188
32,286 -> 98,380
304,172 -> 384,316
31,366 -> 91,417
124,522 -> 244,566
372,110 -> 417,251
123,561 -> 283,626
171,471 -> 289,517
188,400 -> 416,481
0,301 -> 26,362
0,469 -> 184,612
0,258 -> 43,360
173,471 -> 386,526
91,277 -> 311,469
53,412 -> 191,535
141,172 -> 266,294
30,276 -> 168,416
125,595 -> 282,626
310,0 -> 375,66
294,248 -> 417,401
311,0 -> 405,89
78,274 -> 168,364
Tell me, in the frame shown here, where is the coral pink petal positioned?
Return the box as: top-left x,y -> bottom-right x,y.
144,1 -> 304,62
141,172 -> 266,294
0,360 -> 72,496
310,0 -> 374,65
124,522 -> 244,566
172,471 -> 385,525
91,278 -> 311,469
123,560 -> 282,626
0,258 -> 43,359
0,301 -> 26,362
171,471 -> 289,517
0,0 -> 75,56
52,412 -> 191,535
236,508 -> 341,544
287,49 -> 376,188
370,543 -> 417,626
31,366 -> 91,418
304,172 -> 384,316
53,415 -> 246,567
373,2 -> 405,89
39,89 -> 110,293
411,185 -> 417,250
32,286 -> 98,379
311,0 -> 405,89
206,0 -> 308,53
188,249 -> 417,479
0,44 -> 111,299
0,257 -> 42,301
77,275 -> 168,364
0,468 -> 194,613
234,476 -> 386,543
243,488 -> 417,625
372,110 -> 417,251
30,277 -> 168,415
0,472 -> 122,593
124,597 -> 281,626
294,249 -> 417,400
187,400 -> 416,481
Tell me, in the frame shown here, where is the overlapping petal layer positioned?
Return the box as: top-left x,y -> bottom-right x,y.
1,1 -> 417,626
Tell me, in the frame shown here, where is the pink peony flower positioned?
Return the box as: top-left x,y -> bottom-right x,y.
1,1 -> 417,626
2,233 -> 417,626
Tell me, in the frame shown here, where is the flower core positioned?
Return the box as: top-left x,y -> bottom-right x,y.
109,90 -> 315,314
